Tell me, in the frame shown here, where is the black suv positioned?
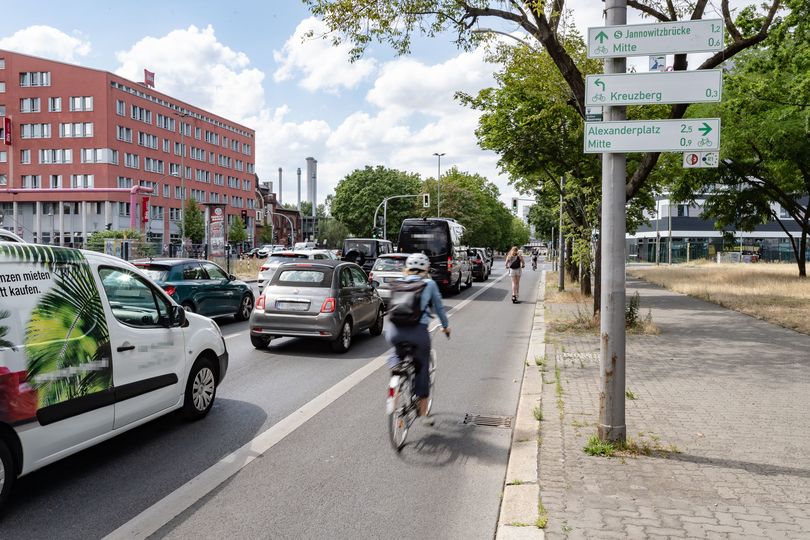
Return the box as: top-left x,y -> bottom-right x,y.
342,238 -> 393,273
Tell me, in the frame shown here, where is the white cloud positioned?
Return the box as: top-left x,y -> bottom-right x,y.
0,26 -> 90,64
273,17 -> 376,93
114,25 -> 266,121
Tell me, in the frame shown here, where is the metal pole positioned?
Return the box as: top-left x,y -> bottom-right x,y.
433,152 -> 445,218
598,0 -> 627,444
668,198 -> 672,264
655,198 -> 660,265
383,198 -> 388,240
551,226 -> 555,270
558,176 -> 565,292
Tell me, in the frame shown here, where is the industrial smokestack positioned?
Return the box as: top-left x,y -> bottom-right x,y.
306,157 -> 317,217
296,167 -> 302,210
277,167 -> 283,204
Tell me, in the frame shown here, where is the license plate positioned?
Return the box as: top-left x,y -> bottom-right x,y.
276,301 -> 309,311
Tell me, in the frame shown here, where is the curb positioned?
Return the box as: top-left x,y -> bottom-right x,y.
496,270 -> 546,539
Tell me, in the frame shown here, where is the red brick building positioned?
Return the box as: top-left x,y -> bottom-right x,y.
0,50 -> 256,249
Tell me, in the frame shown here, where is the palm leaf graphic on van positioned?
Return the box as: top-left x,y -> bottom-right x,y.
0,244 -> 112,408
0,309 -> 13,349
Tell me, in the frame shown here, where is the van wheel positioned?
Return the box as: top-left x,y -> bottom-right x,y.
452,275 -> 462,295
181,301 -> 196,313
331,319 -> 353,353
183,356 -> 217,420
234,294 -> 253,321
0,439 -> 14,512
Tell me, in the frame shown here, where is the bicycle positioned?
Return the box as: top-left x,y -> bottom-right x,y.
386,341 -> 439,451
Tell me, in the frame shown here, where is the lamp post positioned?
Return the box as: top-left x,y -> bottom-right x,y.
433,152 -> 445,218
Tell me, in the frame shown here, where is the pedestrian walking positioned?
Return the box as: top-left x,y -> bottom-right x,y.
505,246 -> 524,303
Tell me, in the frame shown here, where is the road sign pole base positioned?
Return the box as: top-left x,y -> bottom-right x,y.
597,423 -> 627,443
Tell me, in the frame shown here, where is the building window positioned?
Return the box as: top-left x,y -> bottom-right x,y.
124,153 -> 139,169
49,175 -> 62,188
162,138 -> 170,152
0,59 -> 4,70
116,125 -> 133,142
20,149 -> 31,164
0,82 -> 5,93
116,99 -> 125,116
59,122 -> 93,138
39,149 -> 72,164
169,162 -> 181,176
0,105 -> 5,116
69,96 -> 93,112
780,206 -> 790,219
22,175 -> 41,188
144,157 -> 164,173
20,123 -> 51,139
19,71 -> 51,87
137,131 -> 159,149
20,97 -> 40,113
194,126 -> 201,139
131,105 -> 152,124
0,151 -> 5,163
677,204 -> 689,217
117,176 -> 133,189
163,184 -> 169,198
0,174 -> 7,186
119,202 -> 131,217
70,174 -> 94,188
48,97 -> 61,112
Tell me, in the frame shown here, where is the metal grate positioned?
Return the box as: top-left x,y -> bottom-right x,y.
462,413 -> 513,428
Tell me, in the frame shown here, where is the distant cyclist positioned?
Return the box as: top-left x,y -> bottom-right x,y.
386,253 -> 450,423
531,250 -> 539,271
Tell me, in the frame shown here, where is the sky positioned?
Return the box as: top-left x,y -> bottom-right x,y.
0,1 -> 754,212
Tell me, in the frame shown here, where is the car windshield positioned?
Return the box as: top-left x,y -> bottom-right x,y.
272,268 -> 333,287
372,257 -> 406,272
134,264 -> 170,281
398,222 -> 449,257
344,240 -> 375,256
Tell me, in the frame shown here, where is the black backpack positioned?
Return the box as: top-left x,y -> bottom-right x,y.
509,257 -> 522,269
388,279 -> 428,326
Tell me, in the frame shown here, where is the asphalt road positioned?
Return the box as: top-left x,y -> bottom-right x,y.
1,265 -> 543,539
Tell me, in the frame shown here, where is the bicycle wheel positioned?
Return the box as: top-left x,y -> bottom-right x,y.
426,349 -> 437,416
387,378 -> 410,451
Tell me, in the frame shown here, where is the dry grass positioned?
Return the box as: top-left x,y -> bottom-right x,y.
628,263 -> 810,335
545,271 -> 590,304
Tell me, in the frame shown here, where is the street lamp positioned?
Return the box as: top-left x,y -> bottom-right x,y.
433,152 -> 445,218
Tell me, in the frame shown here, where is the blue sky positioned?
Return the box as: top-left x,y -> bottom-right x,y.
0,1 -> 750,210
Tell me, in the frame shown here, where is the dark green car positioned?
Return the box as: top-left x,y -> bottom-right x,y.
133,258 -> 254,321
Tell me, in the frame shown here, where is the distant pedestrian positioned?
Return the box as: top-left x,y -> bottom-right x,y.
505,246 -> 524,303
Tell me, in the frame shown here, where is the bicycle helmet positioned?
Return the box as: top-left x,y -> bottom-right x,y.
404,253 -> 430,272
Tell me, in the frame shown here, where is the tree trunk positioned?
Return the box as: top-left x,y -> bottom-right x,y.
565,238 -> 578,282
581,259 -> 592,296
799,227 -> 808,278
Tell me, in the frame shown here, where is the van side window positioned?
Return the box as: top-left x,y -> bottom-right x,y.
99,267 -> 171,327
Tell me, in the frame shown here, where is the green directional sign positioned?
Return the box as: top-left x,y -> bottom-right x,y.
588,19 -> 724,58
585,70 -> 723,106
583,118 -> 721,153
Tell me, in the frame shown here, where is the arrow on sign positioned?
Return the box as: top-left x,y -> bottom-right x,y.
595,31 -> 608,43
698,122 -> 712,136
594,78 -> 606,91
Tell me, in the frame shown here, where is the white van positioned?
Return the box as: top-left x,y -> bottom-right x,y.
0,242 -> 229,509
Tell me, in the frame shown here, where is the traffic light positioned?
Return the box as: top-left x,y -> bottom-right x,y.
511,197 -> 518,214
240,209 -> 248,222
422,193 -> 430,208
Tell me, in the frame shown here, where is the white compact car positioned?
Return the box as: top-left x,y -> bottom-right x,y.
0,242 -> 229,510
256,249 -> 337,290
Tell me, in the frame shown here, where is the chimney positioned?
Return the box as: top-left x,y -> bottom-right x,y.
277,167 -> 283,204
306,157 -> 317,217
296,167 -> 302,210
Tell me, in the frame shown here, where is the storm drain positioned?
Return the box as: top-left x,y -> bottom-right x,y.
462,413 -> 513,428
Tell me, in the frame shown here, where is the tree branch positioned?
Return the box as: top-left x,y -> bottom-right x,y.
721,0 -> 743,40
549,0 -> 566,32
627,1 -> 670,22
666,0 -> 677,19
690,0 -> 710,20
472,29 -> 540,52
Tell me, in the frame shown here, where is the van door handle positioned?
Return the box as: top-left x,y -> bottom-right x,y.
117,344 -> 135,352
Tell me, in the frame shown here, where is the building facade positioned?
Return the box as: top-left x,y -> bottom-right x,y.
0,50 -> 256,249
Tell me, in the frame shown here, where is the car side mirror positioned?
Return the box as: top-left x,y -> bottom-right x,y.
170,305 -> 187,327
228,274 -> 236,281
370,280 -> 380,288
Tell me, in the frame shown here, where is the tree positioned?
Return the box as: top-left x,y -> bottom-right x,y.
673,0 -> 810,276
257,226 -> 274,245
183,199 -> 205,245
305,0 -> 781,203
318,218 -> 351,249
228,217 -> 247,247
527,203 -> 557,242
509,217 -> 531,248
85,229 -> 145,252
330,166 -> 422,237
284,201 -> 327,217
419,167 -> 515,250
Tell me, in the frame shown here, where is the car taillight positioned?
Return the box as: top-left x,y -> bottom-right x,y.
260,265 -> 270,271
447,256 -> 453,270
255,295 -> 266,310
164,285 -> 176,296
368,272 -> 374,281
320,297 -> 336,313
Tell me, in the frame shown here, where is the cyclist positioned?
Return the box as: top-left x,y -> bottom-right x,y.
531,250 -> 539,271
386,253 -> 450,423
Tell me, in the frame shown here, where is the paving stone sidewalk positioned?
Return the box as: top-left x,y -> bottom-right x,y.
539,277 -> 810,539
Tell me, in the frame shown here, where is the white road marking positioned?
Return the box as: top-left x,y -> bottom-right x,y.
104,272 -> 508,540
224,332 -> 244,340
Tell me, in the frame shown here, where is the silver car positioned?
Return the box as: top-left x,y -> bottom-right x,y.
256,249 -> 336,289
250,260 -> 384,353
368,253 -> 410,309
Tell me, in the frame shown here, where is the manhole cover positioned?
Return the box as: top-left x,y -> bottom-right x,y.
462,413 -> 513,428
